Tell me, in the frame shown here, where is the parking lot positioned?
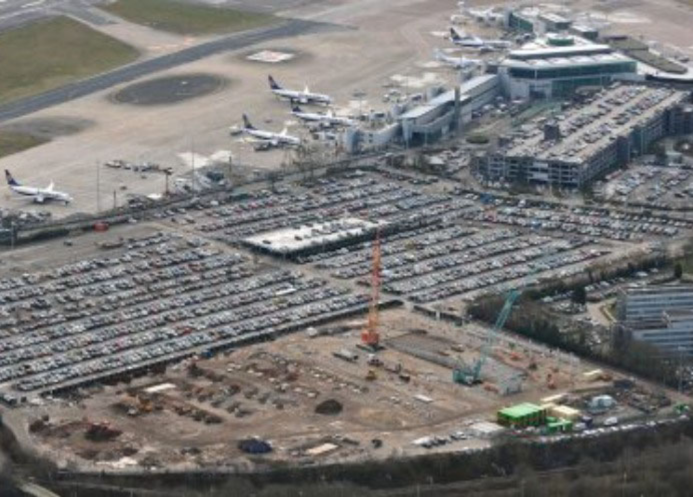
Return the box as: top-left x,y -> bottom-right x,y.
596,164 -> 693,210
5,166 -> 693,402
146,170 -> 693,309
0,229 -> 372,401
456,194 -> 693,241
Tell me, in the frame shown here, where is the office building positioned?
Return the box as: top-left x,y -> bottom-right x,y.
617,285 -> 693,356
617,285 -> 693,323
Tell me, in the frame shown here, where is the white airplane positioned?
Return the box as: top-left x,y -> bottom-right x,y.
268,75 -> 332,105
240,114 -> 301,148
434,48 -> 480,69
291,105 -> 356,127
449,27 -> 511,50
467,7 -> 504,24
5,170 -> 72,204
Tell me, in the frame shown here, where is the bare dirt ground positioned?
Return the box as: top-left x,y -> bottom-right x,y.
22,307 -> 605,471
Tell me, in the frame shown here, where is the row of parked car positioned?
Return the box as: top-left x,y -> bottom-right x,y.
459,199 -> 689,241
0,232 -> 370,396
409,247 -> 607,304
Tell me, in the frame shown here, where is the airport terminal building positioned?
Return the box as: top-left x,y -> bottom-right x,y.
483,84 -> 692,188
498,35 -> 639,100
399,75 -> 500,145
343,75 -> 501,152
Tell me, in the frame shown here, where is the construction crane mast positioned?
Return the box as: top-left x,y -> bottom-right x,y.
453,288 -> 521,385
453,248 -> 556,386
361,229 -> 381,349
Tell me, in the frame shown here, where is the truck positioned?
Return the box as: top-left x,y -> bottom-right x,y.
333,349 -> 359,363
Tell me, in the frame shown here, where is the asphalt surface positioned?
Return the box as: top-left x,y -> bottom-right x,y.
0,17 -> 338,123
113,74 -> 227,106
184,0 -> 326,14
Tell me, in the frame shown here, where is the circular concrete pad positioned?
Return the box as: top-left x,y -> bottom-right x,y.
0,117 -> 95,139
113,74 -> 228,106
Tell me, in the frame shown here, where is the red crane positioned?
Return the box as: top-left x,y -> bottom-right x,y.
361,229 -> 381,349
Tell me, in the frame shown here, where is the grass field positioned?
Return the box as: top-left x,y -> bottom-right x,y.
103,0 -> 277,36
0,17 -> 139,105
0,131 -> 48,159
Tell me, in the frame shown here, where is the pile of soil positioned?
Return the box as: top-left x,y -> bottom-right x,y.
315,399 -> 343,416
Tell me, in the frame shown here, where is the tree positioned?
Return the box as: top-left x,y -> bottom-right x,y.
674,262 -> 683,280
651,141 -> 667,162
627,262 -> 636,276
572,286 -> 587,306
466,133 -> 490,145
266,170 -> 281,193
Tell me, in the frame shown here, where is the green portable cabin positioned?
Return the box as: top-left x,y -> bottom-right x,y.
546,417 -> 573,433
497,402 -> 547,428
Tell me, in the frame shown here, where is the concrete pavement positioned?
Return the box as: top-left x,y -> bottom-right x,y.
0,17 -> 338,123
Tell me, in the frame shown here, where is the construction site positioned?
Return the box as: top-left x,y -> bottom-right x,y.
0,169 -> 686,473
0,0 -> 693,482
18,308 -> 638,471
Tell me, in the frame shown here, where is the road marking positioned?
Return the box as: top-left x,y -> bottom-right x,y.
22,0 -> 46,9
0,9 -> 36,19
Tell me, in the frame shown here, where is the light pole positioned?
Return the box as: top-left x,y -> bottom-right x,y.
678,345 -> 685,395
96,161 -> 101,213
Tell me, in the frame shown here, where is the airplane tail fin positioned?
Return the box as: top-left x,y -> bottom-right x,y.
292,105 -> 302,113
450,27 -> 462,41
5,170 -> 19,187
268,75 -> 282,90
242,114 -> 256,130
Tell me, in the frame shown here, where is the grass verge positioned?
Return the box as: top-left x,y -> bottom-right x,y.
102,0 -> 277,36
0,132 -> 48,159
0,17 -> 139,105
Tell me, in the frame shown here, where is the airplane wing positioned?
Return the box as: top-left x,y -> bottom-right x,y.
304,85 -> 310,94
46,181 -> 54,192
245,136 -> 270,143
280,128 -> 288,136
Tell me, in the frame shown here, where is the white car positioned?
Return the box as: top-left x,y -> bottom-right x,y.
604,417 -> 619,426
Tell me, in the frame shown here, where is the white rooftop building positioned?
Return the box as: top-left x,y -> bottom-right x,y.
498,35 -> 639,99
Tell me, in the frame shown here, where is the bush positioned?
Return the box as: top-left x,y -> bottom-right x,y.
466,133 -> 490,145
675,263 -> 683,279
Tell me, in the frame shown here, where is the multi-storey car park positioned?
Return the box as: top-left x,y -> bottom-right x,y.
483,84 -> 693,188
